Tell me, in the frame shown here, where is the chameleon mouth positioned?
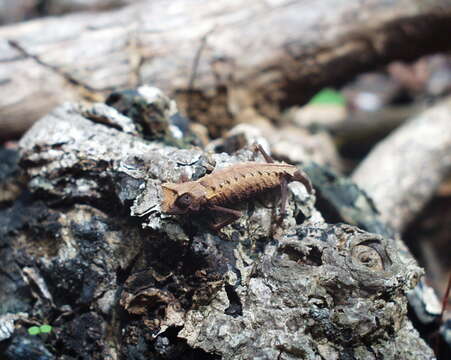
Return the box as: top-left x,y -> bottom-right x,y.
160,183 -> 190,214
161,184 -> 178,213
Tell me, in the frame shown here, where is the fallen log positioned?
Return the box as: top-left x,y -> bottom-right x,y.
1,0 -> 451,139
352,96 -> 451,234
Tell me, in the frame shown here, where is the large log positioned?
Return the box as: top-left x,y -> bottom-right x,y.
1,0 -> 451,139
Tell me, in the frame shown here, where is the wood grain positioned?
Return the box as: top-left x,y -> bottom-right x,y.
1,0 -> 451,139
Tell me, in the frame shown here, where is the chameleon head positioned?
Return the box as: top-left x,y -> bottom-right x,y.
161,182 -> 206,214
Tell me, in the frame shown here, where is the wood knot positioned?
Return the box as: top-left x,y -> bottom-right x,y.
351,244 -> 384,271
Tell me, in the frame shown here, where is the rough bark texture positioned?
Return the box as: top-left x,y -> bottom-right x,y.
0,89 -> 434,359
1,0 -> 451,139
352,96 -> 451,233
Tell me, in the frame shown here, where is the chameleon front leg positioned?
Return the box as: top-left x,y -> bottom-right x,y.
208,205 -> 242,230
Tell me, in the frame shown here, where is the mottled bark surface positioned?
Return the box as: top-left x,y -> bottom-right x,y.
0,89 -> 434,359
1,0 -> 451,139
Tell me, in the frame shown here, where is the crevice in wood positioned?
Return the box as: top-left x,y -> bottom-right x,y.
7,39 -> 109,97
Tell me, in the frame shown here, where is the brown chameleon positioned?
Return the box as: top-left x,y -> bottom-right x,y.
161,145 -> 312,229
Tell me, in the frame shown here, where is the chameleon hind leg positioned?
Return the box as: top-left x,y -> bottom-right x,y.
252,143 -> 290,222
279,176 -> 288,218
252,143 -> 274,163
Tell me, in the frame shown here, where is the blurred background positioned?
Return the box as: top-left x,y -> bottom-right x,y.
1,0 -> 450,358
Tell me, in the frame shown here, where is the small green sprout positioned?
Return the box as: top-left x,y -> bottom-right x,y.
308,88 -> 345,106
40,324 -> 53,333
28,326 -> 41,335
28,324 -> 53,335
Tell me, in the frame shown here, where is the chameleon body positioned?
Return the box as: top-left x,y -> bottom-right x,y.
161,162 -> 311,215
161,146 -> 312,230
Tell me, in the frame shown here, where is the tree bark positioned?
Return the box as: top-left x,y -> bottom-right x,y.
0,89 -> 434,359
1,0 -> 451,139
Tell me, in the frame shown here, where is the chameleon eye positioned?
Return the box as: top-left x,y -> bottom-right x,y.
175,193 -> 192,209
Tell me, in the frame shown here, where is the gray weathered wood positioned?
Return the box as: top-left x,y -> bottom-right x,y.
1,0 -> 451,139
352,96 -> 451,233
0,0 -> 132,26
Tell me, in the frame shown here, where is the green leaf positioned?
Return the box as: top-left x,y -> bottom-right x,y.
308,88 -> 345,106
28,326 -> 41,335
39,324 -> 53,333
